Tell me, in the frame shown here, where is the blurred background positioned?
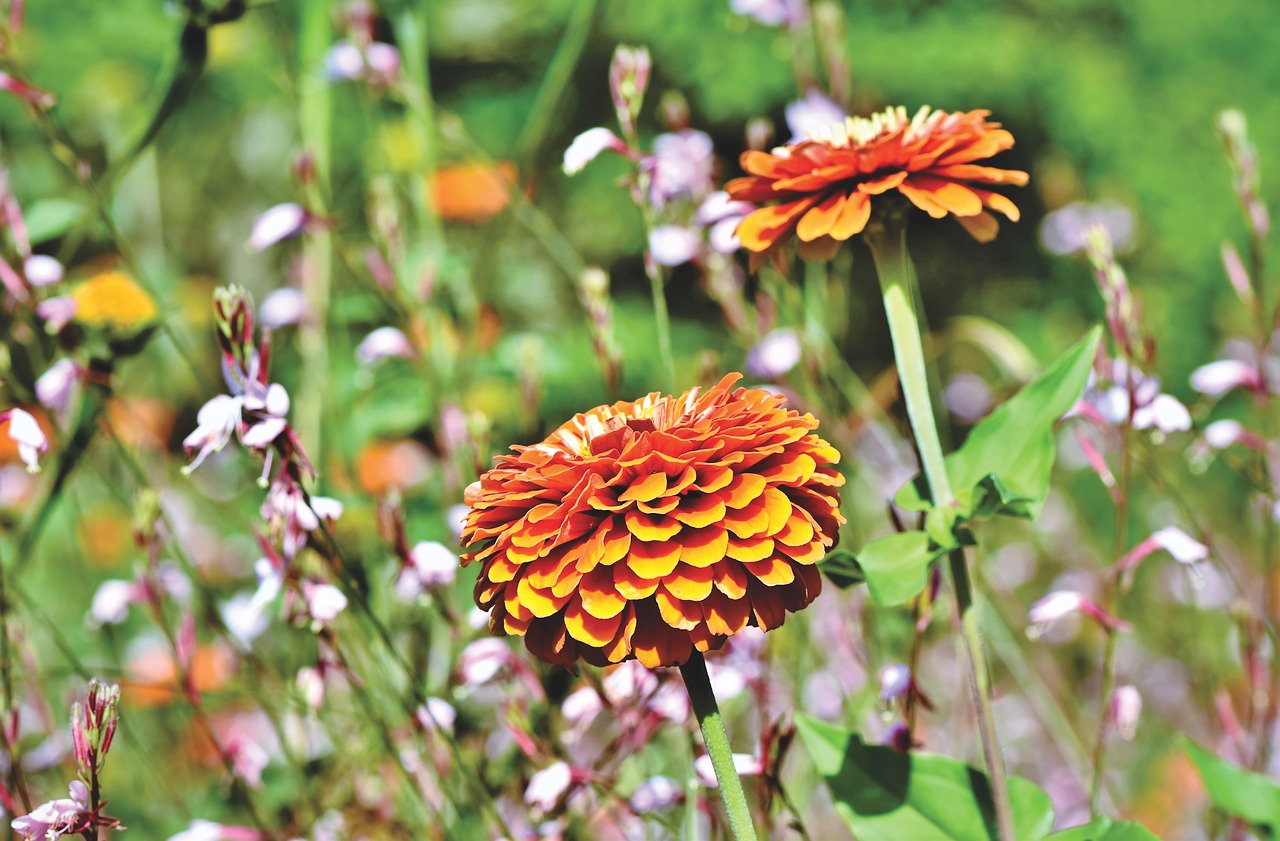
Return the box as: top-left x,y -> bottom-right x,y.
2,0 -> 1280,837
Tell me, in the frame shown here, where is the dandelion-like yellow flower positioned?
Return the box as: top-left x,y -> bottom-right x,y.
71,272 -> 157,331
727,106 -> 1028,260
461,374 -> 845,669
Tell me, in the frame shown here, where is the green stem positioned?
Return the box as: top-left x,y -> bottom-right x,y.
864,220 -> 1015,841
648,262 -> 677,392
680,651 -> 758,841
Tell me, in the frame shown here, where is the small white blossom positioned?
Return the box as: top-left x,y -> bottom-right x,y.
249,203 -> 307,251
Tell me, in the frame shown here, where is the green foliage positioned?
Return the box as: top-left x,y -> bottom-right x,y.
1048,816 -> 1161,841
796,715 -> 1056,841
845,531 -> 944,607
842,327 -> 1100,605
896,325 -> 1102,521
1182,737 -> 1280,834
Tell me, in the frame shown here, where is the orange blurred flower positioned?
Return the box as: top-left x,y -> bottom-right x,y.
462,373 -> 844,669
726,106 -> 1028,261
428,161 -> 517,223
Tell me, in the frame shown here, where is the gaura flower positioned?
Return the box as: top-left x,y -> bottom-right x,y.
727,106 -> 1028,262
461,373 -> 844,669
70,271 -> 157,331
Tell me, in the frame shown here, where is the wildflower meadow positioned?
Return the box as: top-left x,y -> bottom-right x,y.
3,1 -> 1280,839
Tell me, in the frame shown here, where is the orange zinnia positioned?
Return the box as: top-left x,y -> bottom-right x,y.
461,374 -> 844,669
727,106 -> 1029,260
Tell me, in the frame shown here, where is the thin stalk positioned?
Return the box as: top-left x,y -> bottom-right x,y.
296,0 -> 333,463
647,261 -> 677,392
680,651 -> 758,841
1091,367 -> 1135,814
864,220 -> 1015,841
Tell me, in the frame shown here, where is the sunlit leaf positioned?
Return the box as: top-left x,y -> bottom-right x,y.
1182,736 -> 1280,832
897,326 -> 1102,521
853,531 -> 948,607
797,715 -> 1056,841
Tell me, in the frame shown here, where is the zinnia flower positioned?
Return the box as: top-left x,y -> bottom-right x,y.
726,105 -> 1028,262
461,373 -> 844,669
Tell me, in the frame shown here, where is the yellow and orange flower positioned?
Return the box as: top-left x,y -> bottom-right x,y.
461,374 -> 844,669
727,106 -> 1029,261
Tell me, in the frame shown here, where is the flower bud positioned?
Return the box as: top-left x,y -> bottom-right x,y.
608,45 -> 650,138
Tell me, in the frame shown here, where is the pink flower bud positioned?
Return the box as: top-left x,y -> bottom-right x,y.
416,697 -> 456,734
23,254 -> 63,286
630,775 -> 682,813
35,359 -> 82,422
1109,684 -> 1141,741
248,203 -> 307,251
525,760 -> 573,812
785,90 -> 847,143
562,127 -> 627,176
878,663 -> 912,704
1028,590 -> 1129,637
608,45 -> 650,136
648,225 -> 702,267
1191,359 -> 1260,397
1,407 -> 48,472
36,296 -> 77,333
258,288 -> 307,328
745,328 -> 802,380
1221,242 -> 1257,308
355,326 -> 414,365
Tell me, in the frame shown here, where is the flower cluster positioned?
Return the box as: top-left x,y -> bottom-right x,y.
183,287 -> 346,634
462,373 -> 843,668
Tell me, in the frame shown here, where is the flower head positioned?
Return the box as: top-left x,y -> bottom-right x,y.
70,271 -> 157,331
727,106 -> 1028,261
461,373 -> 844,669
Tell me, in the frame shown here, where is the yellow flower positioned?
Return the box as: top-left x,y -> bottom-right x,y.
71,272 -> 157,331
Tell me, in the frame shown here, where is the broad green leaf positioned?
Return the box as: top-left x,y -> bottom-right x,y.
856,531 -> 947,607
898,326 -> 1101,520
796,715 -> 1056,841
22,199 -> 86,244
1048,816 -> 1161,841
1182,736 -> 1280,832
819,548 -> 865,589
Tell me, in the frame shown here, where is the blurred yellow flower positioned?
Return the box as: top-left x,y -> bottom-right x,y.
72,271 -> 157,331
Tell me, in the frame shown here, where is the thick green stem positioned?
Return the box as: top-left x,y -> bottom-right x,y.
680,651 -> 758,841
865,220 -> 1015,841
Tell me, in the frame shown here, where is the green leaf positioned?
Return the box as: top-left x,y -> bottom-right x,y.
796,715 -> 1056,841
819,548 -> 865,589
1048,816 -> 1161,841
1181,736 -> 1280,832
897,326 -> 1102,520
855,531 -> 947,607
22,199 -> 86,244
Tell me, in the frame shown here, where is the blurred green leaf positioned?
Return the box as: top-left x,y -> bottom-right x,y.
1048,816 -> 1161,841
796,715 -> 1056,841
897,326 -> 1102,521
23,199 -> 85,244
1181,736 -> 1280,833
